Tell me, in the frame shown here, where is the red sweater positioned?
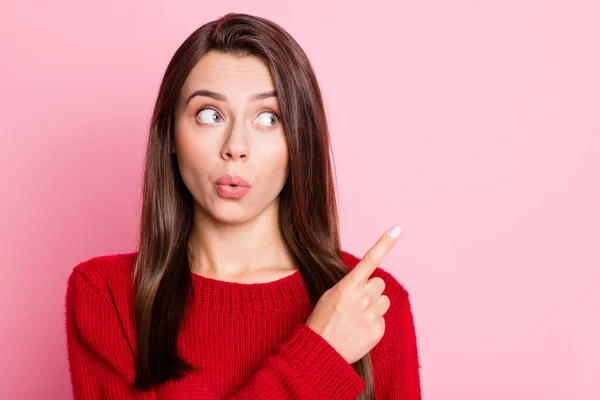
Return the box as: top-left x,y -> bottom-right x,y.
65,250 -> 421,399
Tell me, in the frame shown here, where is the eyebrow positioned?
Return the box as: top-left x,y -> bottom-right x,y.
185,89 -> 278,105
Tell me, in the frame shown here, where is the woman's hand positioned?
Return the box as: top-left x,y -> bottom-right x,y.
305,226 -> 402,364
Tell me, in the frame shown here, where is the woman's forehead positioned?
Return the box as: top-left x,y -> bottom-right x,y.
182,52 -> 275,99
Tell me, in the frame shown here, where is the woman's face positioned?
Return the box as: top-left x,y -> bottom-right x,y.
173,51 -> 289,224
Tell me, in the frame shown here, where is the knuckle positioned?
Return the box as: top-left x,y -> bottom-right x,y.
366,310 -> 378,323
381,295 -> 391,311
361,295 -> 371,309
374,295 -> 390,316
369,277 -> 385,290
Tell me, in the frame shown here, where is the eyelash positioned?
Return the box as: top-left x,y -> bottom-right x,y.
195,106 -> 282,127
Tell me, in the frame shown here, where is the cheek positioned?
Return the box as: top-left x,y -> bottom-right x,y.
261,142 -> 289,181
177,138 -> 203,171
175,136 -> 213,191
175,122 -> 212,170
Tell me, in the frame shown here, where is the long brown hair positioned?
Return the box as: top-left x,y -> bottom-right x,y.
131,12 -> 375,397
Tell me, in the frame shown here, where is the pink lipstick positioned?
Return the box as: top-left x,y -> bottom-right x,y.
215,174 -> 250,199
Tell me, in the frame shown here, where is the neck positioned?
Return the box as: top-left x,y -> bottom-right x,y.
188,199 -> 296,280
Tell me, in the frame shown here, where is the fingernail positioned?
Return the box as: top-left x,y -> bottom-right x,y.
389,225 -> 402,239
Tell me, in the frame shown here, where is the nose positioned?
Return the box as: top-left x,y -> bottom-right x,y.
221,117 -> 249,162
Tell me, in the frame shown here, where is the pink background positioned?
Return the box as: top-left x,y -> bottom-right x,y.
1,1 -> 599,399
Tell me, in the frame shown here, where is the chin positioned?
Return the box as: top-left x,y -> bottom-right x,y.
209,207 -> 253,225
212,215 -> 249,225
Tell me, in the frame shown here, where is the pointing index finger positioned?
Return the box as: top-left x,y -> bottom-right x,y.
346,225 -> 402,286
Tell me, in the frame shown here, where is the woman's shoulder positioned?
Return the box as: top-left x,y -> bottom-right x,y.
64,252 -> 140,387
70,251 -> 136,279
66,251 -> 138,308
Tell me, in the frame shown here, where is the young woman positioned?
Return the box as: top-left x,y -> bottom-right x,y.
65,12 -> 421,399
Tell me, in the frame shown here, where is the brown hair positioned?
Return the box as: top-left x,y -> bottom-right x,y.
131,12 -> 375,398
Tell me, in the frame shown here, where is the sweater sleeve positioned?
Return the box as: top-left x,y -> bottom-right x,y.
374,289 -> 422,400
225,322 -> 366,399
65,269 -> 157,400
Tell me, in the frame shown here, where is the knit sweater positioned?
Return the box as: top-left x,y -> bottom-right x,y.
64,250 -> 421,399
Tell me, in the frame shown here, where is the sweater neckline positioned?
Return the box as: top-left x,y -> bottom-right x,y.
189,269 -> 309,313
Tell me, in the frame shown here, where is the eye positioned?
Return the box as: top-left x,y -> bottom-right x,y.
255,111 -> 280,127
196,107 -> 222,124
